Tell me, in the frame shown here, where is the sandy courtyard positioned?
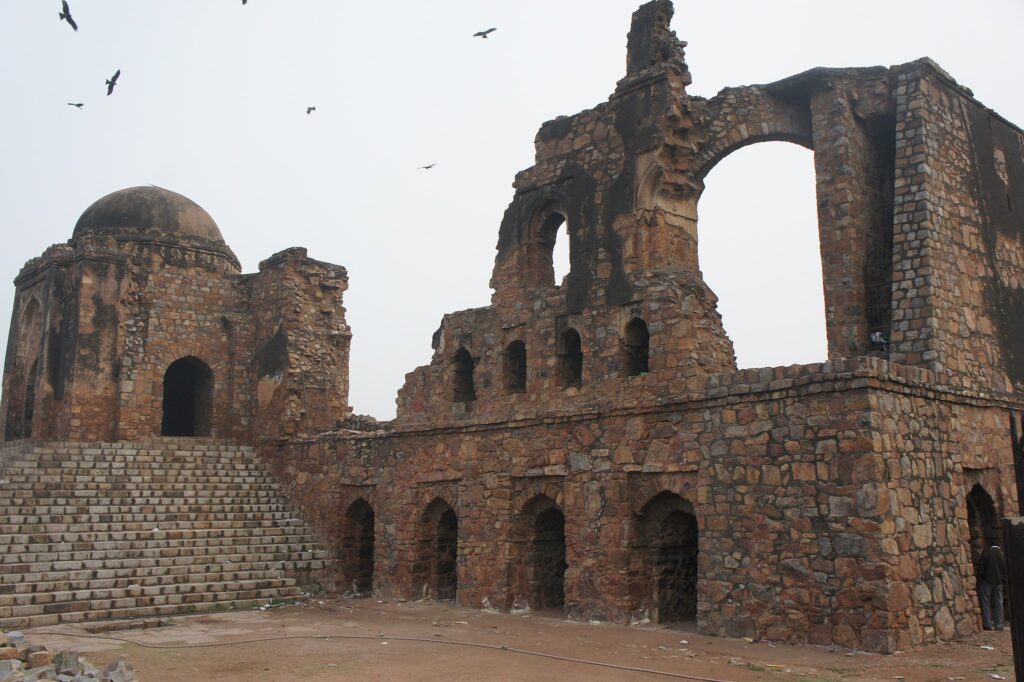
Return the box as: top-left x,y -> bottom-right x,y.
16,597 -> 1017,681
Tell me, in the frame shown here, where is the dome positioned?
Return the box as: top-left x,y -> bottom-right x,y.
73,186 -> 226,244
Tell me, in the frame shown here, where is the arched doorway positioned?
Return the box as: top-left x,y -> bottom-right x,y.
509,495 -> 567,612
633,492 -> 699,623
161,356 -> 213,437
966,484 -> 1000,570
341,499 -> 375,595
415,498 -> 459,601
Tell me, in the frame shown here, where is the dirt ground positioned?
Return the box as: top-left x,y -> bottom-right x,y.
18,597 -> 1017,681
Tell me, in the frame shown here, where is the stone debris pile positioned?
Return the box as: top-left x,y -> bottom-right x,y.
0,631 -> 135,682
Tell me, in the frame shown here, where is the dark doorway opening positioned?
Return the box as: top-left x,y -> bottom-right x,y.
966,484 -> 1000,569
415,499 -> 459,601
634,492 -> 699,623
22,359 -> 38,439
341,499 -> 375,595
509,495 -> 567,612
161,356 -> 213,437
531,505 -> 567,610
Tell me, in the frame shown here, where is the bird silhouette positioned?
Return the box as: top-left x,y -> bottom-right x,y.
106,69 -> 120,96
307,106 -> 316,115
242,0 -> 247,4
67,102 -> 84,109
417,164 -> 436,170
473,28 -> 496,38
59,1 -> 78,31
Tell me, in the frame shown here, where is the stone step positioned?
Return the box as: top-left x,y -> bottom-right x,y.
1,578 -> 296,615
0,590 -> 301,630
1,494 -> 287,509
0,560 -> 328,595
2,470 -> 270,481
0,538 -> 323,561
0,502 -> 291,516
1,517 -> 307,535
0,557 -> 329,590
1,507 -> 298,521
2,570 -> 297,599
1,544 -> 327,569
0,439 -> 327,631
3,477 -> 280,489
0,525 -> 314,546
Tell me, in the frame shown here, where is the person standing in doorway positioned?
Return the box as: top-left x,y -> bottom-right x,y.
979,543 -> 1006,630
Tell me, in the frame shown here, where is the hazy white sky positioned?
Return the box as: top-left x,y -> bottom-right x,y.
1,1 -> 1022,419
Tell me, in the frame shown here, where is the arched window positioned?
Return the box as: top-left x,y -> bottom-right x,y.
452,348 -> 476,402
524,204 -> 571,289
622,318 -> 650,377
503,341 -> 527,394
161,356 -> 214,437
558,328 -> 582,388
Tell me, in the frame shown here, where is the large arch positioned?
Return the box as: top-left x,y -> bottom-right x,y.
414,497 -> 459,602
161,356 -> 214,437
697,141 -> 826,369
631,491 -> 699,623
340,499 -> 375,596
508,494 -> 567,612
692,82 -> 897,363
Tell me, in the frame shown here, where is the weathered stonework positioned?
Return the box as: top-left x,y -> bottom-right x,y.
0,187 -> 350,443
3,0 -> 1022,655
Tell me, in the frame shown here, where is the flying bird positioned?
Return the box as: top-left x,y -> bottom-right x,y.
417,164 -> 436,170
307,106 -> 316,115
106,69 -> 120,96
67,102 -> 84,108
473,28 -> 496,39
59,1 -> 78,31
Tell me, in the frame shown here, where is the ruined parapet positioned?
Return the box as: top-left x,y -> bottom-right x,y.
251,247 -> 351,440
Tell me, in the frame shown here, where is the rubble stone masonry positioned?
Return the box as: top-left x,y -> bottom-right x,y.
2,0 -> 1021,654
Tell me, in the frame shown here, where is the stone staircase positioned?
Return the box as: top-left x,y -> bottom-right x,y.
0,439 -> 332,629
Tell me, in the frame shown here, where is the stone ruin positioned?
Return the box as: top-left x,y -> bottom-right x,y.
1,0 -> 1021,655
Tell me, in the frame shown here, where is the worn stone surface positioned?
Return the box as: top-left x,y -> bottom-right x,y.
0,188 -> 350,443
2,0 -> 1022,657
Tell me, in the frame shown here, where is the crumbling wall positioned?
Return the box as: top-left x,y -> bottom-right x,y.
272,359 -> 1007,652
885,61 -> 1024,393
251,248 -> 351,441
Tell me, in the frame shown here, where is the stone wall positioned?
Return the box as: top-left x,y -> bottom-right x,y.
267,358 -> 1022,652
0,236 -> 349,444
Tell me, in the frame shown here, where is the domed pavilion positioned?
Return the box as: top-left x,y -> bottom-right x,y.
0,186 -> 350,442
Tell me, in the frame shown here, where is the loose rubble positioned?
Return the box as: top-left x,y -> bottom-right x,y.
0,630 -> 135,682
